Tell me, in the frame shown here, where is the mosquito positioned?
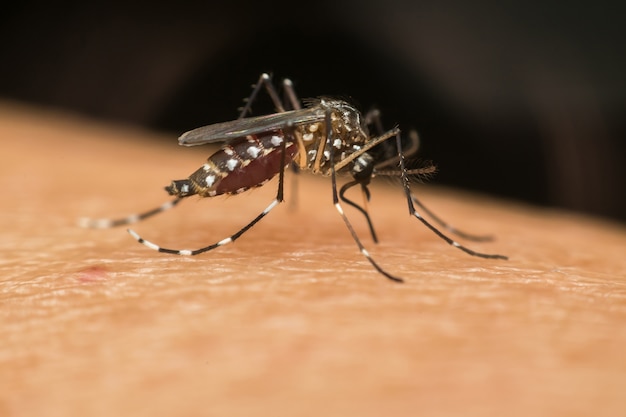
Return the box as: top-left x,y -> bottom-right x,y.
80,73 -> 507,282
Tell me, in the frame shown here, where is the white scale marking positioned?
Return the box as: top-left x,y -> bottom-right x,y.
270,135 -> 283,147
179,250 -> 193,256
205,175 -> 216,187
128,229 -> 159,251
263,199 -> 279,214
161,201 -> 175,210
126,214 -> 140,224
144,240 -> 160,251
78,218 -> 110,228
218,237 -> 233,246
226,159 -> 239,171
247,146 -> 261,158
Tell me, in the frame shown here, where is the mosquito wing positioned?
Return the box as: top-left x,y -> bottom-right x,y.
178,106 -> 326,146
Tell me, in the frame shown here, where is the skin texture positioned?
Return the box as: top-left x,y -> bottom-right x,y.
1,102 -> 625,417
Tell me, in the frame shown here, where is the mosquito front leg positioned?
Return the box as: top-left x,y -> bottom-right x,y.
394,132 -> 508,260
409,194 -> 494,242
325,112 -> 403,283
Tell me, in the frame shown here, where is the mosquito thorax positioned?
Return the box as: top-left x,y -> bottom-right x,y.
297,99 -> 371,175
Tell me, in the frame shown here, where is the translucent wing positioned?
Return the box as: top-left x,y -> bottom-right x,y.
179,106 -> 326,146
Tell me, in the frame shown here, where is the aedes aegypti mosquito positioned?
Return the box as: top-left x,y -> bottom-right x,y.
81,73 -> 507,282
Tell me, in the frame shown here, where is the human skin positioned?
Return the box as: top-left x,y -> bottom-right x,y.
1,103 -> 625,417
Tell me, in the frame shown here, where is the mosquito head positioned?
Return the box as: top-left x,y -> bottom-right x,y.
320,99 -> 369,141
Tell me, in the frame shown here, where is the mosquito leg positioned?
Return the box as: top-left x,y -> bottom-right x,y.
127,125 -> 292,256
331,167 -> 402,282
280,77 -> 304,208
79,198 -> 183,229
235,74 -> 302,207
339,181 -> 379,243
376,165 -> 494,241
282,78 -> 302,110
374,130 -> 421,170
410,194 -> 494,242
326,112 -> 403,282
394,132 -> 508,260
238,73 -> 285,118
364,108 -> 420,169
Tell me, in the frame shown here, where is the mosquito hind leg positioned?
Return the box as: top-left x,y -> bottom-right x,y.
128,124 -> 292,257
79,198 -> 183,229
238,73 -> 302,118
281,78 -> 302,110
238,74 -> 303,210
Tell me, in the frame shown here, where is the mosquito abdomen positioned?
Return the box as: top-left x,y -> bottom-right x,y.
167,131 -> 297,198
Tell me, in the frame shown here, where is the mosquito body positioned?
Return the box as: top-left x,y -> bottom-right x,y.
81,73 -> 507,282
166,99 -> 374,199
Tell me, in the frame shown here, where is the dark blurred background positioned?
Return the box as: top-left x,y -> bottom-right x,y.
1,0 -> 624,222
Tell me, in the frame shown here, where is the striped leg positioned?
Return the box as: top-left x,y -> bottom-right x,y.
79,198 -> 182,229
127,198 -> 281,255
127,125 -> 291,257
238,73 -> 301,118
331,177 -> 403,283
409,194 -> 494,242
375,163 -> 494,242
365,112 -> 493,243
394,132 -> 508,260
239,73 -> 302,209
326,112 -> 404,283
